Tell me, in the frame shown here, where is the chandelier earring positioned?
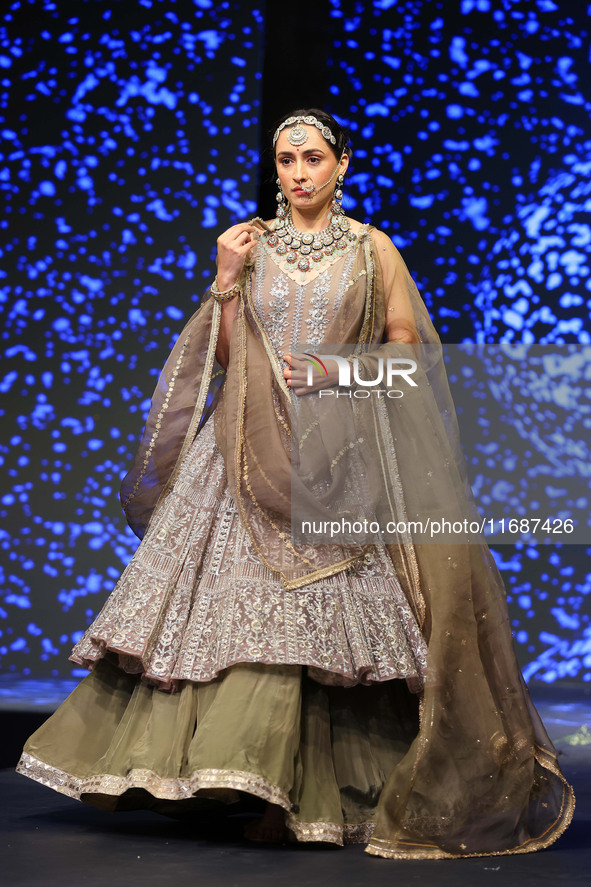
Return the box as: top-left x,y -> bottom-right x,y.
275,177 -> 287,219
330,173 -> 345,218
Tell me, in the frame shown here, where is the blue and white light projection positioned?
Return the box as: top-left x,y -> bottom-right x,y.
325,0 -> 590,683
1,0 -> 589,688
0,0 -> 263,685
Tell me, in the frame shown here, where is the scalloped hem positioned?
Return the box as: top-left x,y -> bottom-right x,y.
68,643 -> 424,696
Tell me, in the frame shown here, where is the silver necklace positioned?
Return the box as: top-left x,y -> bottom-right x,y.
265,208 -> 356,273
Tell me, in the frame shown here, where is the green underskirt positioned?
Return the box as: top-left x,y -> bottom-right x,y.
17,653 -> 420,844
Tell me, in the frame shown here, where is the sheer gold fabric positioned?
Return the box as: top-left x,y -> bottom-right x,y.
120,223 -> 574,858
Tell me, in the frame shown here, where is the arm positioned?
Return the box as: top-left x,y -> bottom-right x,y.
212,222 -> 258,369
215,299 -> 240,369
371,228 -> 420,345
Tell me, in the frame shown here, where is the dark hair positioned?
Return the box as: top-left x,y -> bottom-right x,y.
271,108 -> 353,162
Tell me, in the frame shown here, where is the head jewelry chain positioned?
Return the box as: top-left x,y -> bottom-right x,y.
274,116 -> 341,196
272,115 -> 337,149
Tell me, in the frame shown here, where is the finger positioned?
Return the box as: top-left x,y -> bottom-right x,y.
218,224 -> 257,246
237,239 -> 257,254
224,237 -> 256,257
232,230 -> 253,245
293,351 -> 315,361
229,223 -> 257,240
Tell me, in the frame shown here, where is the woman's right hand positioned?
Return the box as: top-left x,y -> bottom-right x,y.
215,222 -> 258,290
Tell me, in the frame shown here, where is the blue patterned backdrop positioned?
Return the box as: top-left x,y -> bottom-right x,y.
0,0 -> 589,688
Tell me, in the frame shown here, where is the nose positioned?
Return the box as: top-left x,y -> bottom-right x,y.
292,158 -> 308,182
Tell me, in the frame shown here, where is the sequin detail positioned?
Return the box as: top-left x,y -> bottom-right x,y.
266,273 -> 290,353
15,752 -> 290,810
15,751 -> 376,846
69,420 -> 428,693
304,271 -> 331,344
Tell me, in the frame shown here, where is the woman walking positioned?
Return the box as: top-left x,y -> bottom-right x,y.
16,108 -> 574,857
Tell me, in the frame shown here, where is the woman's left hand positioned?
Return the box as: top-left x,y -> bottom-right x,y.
283,353 -> 340,396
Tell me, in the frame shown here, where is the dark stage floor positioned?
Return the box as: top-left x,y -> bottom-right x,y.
2,690 -> 589,887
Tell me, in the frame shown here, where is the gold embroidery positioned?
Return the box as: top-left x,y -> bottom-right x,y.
371,393 -> 426,628
281,554 -> 366,591
16,752 -> 292,810
330,436 -> 365,473
358,236 -> 376,345
121,333 -> 192,509
140,297 -> 223,533
233,269 -> 369,591
341,268 -> 368,293
17,752 -> 377,848
245,438 -> 290,508
365,752 -> 575,860
297,419 -> 320,450
286,814 -> 375,846
244,274 -> 291,398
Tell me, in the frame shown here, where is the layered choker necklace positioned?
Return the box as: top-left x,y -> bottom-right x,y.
265,208 -> 357,273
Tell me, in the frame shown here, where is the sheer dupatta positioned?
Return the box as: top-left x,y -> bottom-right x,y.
120,224 -> 574,859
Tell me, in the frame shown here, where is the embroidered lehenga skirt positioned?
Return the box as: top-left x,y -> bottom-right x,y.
16,418 -> 428,845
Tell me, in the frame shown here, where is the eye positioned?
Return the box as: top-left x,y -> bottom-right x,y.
308,156 -> 321,164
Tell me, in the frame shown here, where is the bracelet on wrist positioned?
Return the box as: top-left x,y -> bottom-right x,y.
211,277 -> 241,303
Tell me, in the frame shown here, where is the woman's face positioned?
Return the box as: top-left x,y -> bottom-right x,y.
274,125 -> 348,212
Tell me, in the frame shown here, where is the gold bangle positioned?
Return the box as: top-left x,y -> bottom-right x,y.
211,277 -> 241,303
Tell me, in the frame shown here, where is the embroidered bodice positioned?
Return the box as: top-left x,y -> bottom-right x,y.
251,231 -> 366,358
